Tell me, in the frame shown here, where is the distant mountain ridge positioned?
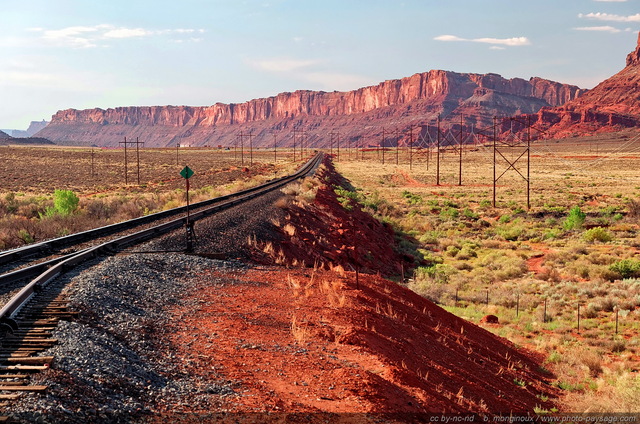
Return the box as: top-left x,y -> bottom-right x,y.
2,121 -> 49,138
36,70 -> 584,148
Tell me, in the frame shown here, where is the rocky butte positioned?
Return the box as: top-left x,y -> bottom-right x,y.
37,70 -> 585,148
508,32 -> 640,137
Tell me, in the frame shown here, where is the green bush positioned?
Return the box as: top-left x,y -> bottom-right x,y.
479,199 -> 492,209
563,206 -> 586,230
439,207 -> 459,221
53,190 -> 79,216
498,214 -> 511,224
334,186 -> 361,211
41,189 -> 80,218
583,227 -> 613,243
402,190 -> 422,205
462,208 -> 479,220
415,264 -> 456,284
609,259 -> 640,279
496,224 -> 524,241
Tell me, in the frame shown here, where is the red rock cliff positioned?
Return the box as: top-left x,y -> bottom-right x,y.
513,32 -> 640,137
37,70 -> 584,147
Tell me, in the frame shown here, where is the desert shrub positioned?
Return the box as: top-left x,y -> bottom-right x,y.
583,227 -> 613,243
462,208 -> 478,220
628,199 -> 640,218
479,199 -> 492,209
40,190 -> 78,218
498,214 -> 511,224
445,245 -> 460,257
609,259 -> 640,279
402,190 -> 422,205
334,186 -> 361,211
496,223 -> 525,241
52,190 -> 79,216
415,263 -> 456,285
439,207 -> 459,221
544,228 -> 563,240
408,279 -> 452,304
419,230 -> 442,245
564,206 -> 586,230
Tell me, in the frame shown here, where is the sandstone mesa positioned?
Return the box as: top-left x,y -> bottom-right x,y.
35,32 -> 640,147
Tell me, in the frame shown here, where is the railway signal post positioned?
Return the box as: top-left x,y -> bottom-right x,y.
180,165 -> 195,252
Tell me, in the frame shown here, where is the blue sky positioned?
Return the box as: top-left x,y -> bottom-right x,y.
1,0 -> 639,129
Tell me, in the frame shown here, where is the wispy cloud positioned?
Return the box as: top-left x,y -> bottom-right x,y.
247,58 -> 319,72
574,25 -> 622,33
434,34 -> 531,47
246,57 -> 374,91
31,24 -> 206,48
578,12 -> 640,22
303,72 -> 376,91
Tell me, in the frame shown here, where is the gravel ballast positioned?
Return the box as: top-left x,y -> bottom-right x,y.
6,180 -> 302,422
9,252 -> 245,422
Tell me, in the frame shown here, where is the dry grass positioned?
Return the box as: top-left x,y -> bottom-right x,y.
333,133 -> 640,413
290,315 -> 309,344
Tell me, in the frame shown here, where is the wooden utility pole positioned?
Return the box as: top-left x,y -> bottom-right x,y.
381,128 -> 386,165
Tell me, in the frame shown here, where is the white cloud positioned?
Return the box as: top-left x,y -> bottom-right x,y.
489,46 -> 506,50
31,24 -> 205,48
574,25 -> 622,33
434,34 -> 465,42
474,37 -> 530,46
434,34 -> 530,47
578,12 -> 640,22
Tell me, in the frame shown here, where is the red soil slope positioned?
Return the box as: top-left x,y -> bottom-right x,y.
251,157 -> 417,276
162,158 -> 558,419
165,266 -> 557,418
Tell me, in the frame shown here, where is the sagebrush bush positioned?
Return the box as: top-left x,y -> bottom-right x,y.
583,227 -> 613,243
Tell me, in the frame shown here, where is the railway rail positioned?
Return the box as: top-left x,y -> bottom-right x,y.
0,152 -> 323,415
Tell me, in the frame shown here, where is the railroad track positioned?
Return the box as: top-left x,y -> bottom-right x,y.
0,152 -> 323,417
0,154 -> 320,286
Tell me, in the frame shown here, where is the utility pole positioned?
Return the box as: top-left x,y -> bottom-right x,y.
123,137 -> 128,184
273,131 -> 277,163
459,115 -> 463,186
136,137 -> 141,185
381,127 -> 386,165
395,128 -> 399,165
120,137 -> 144,185
409,125 -> 414,170
90,148 -> 95,178
248,129 -> 254,166
436,117 -> 441,186
292,129 -> 297,162
493,116 -> 497,207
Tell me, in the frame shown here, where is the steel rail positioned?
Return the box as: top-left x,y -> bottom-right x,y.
0,154 -> 322,286
0,153 -> 323,333
0,154 -> 321,268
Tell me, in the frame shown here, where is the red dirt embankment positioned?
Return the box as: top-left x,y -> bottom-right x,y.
251,157 -> 417,276
165,156 -> 557,418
